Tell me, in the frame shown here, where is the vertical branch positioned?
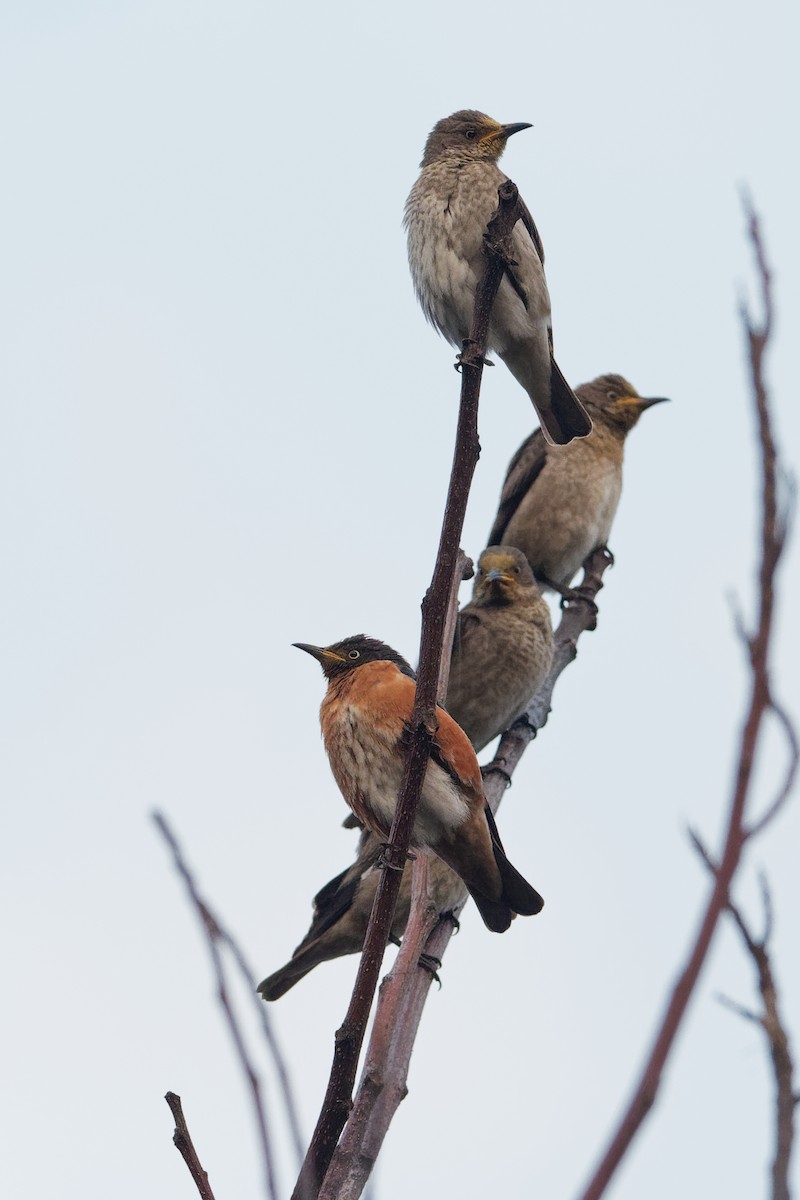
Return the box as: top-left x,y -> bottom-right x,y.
291,181 -> 525,1200
576,203 -> 793,1200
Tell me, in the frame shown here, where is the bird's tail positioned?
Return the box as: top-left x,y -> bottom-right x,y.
541,355 -> 593,445
258,953 -> 319,1002
485,804 -> 544,916
467,888 -> 515,933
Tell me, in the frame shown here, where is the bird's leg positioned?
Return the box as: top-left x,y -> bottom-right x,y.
535,572 -> 572,598
455,339 -> 494,372
482,758 -> 513,787
554,545 -> 613,619
377,843 -> 414,872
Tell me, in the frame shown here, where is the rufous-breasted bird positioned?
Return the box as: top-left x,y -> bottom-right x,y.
257,828 -> 466,1001
404,109 -> 591,446
294,635 -> 543,932
488,373 -> 669,591
446,546 -> 553,751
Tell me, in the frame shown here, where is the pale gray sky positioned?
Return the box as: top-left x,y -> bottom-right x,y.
1,1 -> 798,1197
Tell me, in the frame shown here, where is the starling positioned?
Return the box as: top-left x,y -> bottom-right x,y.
446,546 -> 553,750
405,109 -> 591,445
294,635 -> 543,932
488,373 -> 669,590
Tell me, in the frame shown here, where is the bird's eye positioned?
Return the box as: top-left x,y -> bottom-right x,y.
513,566 -> 520,574
607,390 -> 619,401
464,128 -> 477,140
348,649 -> 361,660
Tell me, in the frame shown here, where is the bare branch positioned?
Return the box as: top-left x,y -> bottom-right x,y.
576,204 -> 794,1200
721,877 -> 794,1200
291,181 -> 527,1200
319,546 -> 612,1198
716,993 -> 762,1025
746,700 -> 800,838
154,813 -> 283,1200
165,1091 -> 217,1200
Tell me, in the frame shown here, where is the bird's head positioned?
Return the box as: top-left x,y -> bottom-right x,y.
471,545 -> 537,605
576,374 -> 670,435
420,110 -> 532,168
294,635 -> 416,681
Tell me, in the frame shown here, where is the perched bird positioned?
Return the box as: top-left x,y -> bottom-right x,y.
446,546 -> 553,750
488,373 -> 669,591
404,109 -> 591,446
258,829 -> 466,1001
294,635 -> 543,932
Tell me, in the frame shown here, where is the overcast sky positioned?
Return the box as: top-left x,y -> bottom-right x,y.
2,2 -> 798,1198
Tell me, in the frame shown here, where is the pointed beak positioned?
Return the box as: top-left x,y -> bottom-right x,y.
486,569 -> 512,584
293,642 -> 344,667
637,395 -> 670,411
500,122 -> 533,139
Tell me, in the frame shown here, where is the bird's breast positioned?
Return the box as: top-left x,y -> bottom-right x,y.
319,671 -> 472,845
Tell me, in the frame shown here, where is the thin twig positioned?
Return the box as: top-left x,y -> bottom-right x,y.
319,547 -> 612,1198
692,846 -> 795,1200
154,813 -> 282,1200
291,181 -> 526,1200
165,1091 -> 217,1200
576,201 -> 795,1200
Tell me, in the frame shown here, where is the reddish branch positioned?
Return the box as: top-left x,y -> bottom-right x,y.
694,852 -> 796,1200
318,547 -> 612,1198
155,812 -> 303,1200
291,181 -> 527,1200
717,876 -> 796,1200
576,204 -> 796,1200
165,1091 -> 217,1200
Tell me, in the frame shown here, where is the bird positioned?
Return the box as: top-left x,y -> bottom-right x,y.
257,828 -> 466,1001
293,635 -> 544,932
445,546 -> 553,751
404,109 -> 591,446
487,373 -> 669,592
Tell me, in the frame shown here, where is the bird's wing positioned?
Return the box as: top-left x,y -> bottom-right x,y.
517,195 -> 546,266
487,429 -> 548,545
367,662 -> 484,798
304,832 -> 382,946
429,703 -> 485,798
451,607 -> 483,657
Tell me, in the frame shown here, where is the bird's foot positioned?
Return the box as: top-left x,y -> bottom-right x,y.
377,843 -> 414,871
418,952 -> 443,988
482,760 -> 512,787
560,586 -> 599,622
454,340 -> 493,372
442,910 -> 461,935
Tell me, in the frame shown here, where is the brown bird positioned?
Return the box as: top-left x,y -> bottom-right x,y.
488,373 -> 669,591
446,546 -> 553,751
257,829 -> 466,1001
294,635 -> 543,933
404,109 -> 591,445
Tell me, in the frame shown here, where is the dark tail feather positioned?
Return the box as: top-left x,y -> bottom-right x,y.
258,956 -> 318,1002
484,804 -> 544,916
495,849 -> 544,915
543,356 -> 593,445
467,887 -> 514,933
